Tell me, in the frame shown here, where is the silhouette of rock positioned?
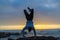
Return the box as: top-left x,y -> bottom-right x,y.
8,38 -> 14,40
0,32 -> 10,38
9,33 -> 20,35
16,36 -> 58,40
7,36 -> 59,40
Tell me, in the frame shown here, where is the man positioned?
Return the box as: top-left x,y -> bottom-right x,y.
21,7 -> 36,37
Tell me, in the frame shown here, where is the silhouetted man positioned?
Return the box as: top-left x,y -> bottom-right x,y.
21,7 -> 36,37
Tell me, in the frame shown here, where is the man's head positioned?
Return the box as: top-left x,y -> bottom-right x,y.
28,27 -> 32,32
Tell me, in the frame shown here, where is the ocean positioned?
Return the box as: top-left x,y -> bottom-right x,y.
0,29 -> 60,40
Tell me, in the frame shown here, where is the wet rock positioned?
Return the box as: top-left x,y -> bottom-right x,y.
16,36 -> 58,40
8,38 -> 14,40
0,32 -> 10,38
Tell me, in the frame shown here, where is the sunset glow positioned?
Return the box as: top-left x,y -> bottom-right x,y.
0,25 -> 60,30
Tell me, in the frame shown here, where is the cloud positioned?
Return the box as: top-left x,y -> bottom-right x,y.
0,0 -> 60,25
34,0 -> 60,10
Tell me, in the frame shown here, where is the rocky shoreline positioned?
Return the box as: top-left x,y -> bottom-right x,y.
8,36 -> 59,40
0,32 -> 60,40
0,32 -> 20,38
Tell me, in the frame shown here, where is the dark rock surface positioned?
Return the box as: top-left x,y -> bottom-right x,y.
8,36 -> 58,40
0,32 -> 20,38
0,32 -> 59,40
0,32 -> 10,38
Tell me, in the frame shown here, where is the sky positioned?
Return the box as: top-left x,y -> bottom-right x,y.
0,0 -> 60,30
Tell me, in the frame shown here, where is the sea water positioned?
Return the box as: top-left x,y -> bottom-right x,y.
0,29 -> 60,40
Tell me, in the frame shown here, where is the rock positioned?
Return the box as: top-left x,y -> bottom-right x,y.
16,36 -> 58,40
8,38 -> 14,40
0,32 -> 10,38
